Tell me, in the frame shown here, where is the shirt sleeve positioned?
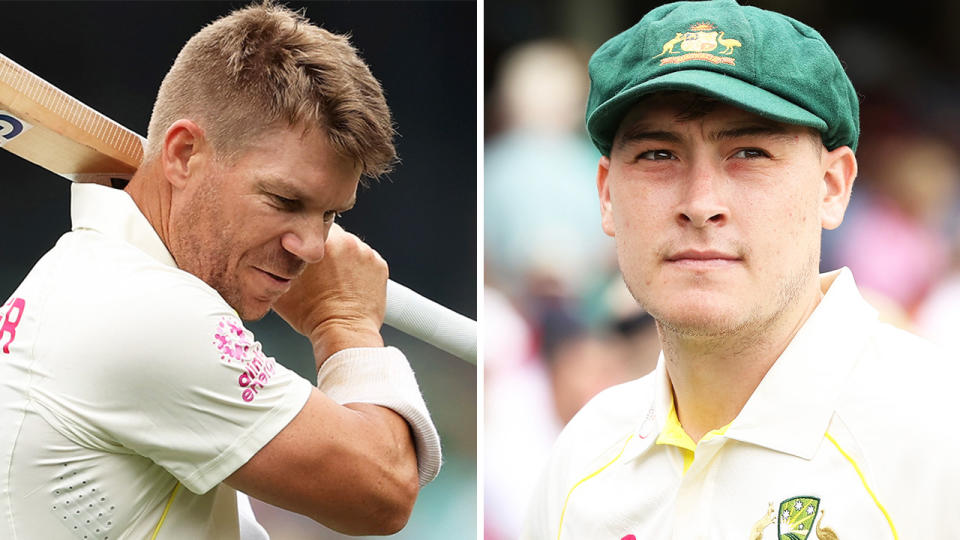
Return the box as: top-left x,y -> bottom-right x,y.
35,270 -> 313,495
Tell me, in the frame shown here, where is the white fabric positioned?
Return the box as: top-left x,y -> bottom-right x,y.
523,268 -> 960,540
0,183 -> 317,539
237,493 -> 270,540
318,347 -> 442,486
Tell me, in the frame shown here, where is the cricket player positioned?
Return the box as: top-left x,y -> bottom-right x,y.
523,1 -> 959,538
0,2 -> 440,538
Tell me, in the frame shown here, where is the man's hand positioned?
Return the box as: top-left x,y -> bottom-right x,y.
233,224 -> 427,535
273,223 -> 387,366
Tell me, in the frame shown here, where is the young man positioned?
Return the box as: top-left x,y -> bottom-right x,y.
0,3 -> 441,538
524,1 -> 958,538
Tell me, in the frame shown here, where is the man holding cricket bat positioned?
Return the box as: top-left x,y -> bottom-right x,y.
0,2 -> 440,538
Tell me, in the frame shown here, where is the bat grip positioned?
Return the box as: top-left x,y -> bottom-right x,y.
384,279 -> 477,364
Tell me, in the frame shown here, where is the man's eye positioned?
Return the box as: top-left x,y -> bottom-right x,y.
732,148 -> 769,159
270,194 -> 300,211
637,149 -> 676,161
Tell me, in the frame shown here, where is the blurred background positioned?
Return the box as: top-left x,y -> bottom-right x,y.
484,1 -> 960,538
0,2 -> 475,539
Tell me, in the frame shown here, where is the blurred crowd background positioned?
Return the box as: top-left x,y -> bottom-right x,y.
484,1 -> 960,538
0,2 -> 475,539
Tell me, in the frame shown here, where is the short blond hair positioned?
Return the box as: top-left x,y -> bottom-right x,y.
145,1 -> 396,178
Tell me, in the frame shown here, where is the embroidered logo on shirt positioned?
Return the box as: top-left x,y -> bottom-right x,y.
653,22 -> 742,66
750,497 -> 840,539
212,316 -> 278,402
637,407 -> 656,439
0,297 -> 25,354
778,496 -> 819,539
750,502 -> 777,540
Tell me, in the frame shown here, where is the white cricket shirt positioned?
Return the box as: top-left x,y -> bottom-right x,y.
0,183 -> 316,539
523,268 -> 960,540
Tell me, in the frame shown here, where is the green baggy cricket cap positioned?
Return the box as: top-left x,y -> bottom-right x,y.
586,0 -> 859,156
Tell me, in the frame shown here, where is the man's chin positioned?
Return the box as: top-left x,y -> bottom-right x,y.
655,313 -> 747,338
645,297 -> 752,338
229,295 -> 274,322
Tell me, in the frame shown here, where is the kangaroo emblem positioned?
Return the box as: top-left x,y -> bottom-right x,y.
653,32 -> 685,58
749,502 -> 776,540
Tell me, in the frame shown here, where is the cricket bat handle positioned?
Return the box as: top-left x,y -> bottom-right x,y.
385,279 -> 477,364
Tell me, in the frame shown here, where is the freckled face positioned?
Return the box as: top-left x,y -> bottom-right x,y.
170,126 -> 360,320
597,95 -> 827,336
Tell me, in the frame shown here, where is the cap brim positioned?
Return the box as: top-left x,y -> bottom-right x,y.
587,69 -> 828,155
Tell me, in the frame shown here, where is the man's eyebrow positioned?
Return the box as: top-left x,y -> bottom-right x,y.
258,177 -> 357,212
615,125 -> 683,150
256,176 -> 308,200
709,123 -> 797,143
615,121 -> 801,150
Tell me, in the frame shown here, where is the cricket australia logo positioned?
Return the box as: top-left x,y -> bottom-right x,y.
749,496 -> 840,539
778,496 -> 819,539
653,22 -> 741,66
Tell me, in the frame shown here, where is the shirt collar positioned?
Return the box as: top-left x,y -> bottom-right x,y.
726,268 -> 877,459
71,182 -> 178,268
624,268 -> 877,463
618,353 -> 673,463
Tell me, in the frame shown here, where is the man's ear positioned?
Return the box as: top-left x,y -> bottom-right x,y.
820,145 -> 857,231
598,156 -> 616,237
161,119 -> 208,190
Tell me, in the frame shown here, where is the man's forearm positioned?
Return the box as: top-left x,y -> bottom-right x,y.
340,403 -> 420,529
316,346 -> 443,487
309,323 -> 383,371
226,391 -> 419,535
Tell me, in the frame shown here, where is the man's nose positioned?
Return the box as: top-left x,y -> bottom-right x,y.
281,223 -> 327,264
676,162 -> 729,228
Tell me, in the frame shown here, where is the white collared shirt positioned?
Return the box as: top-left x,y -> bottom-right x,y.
0,183 -> 313,539
523,268 -> 960,540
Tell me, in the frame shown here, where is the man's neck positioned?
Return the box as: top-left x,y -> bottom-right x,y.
660,279 -> 825,443
123,160 -> 174,253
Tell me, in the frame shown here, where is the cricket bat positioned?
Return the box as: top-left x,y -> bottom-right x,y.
0,52 -> 477,364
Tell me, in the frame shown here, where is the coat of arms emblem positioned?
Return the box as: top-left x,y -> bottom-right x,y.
653,22 -> 741,65
681,24 -> 718,52
751,497 -> 840,539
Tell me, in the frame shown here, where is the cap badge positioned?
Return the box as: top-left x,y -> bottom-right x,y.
654,22 -> 741,66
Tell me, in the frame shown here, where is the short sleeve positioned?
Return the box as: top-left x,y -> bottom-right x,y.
34,269 -> 313,494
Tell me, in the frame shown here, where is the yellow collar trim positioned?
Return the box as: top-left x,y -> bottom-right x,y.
656,404 -> 731,473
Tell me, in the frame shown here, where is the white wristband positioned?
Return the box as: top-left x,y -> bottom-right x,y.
316,346 -> 441,486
